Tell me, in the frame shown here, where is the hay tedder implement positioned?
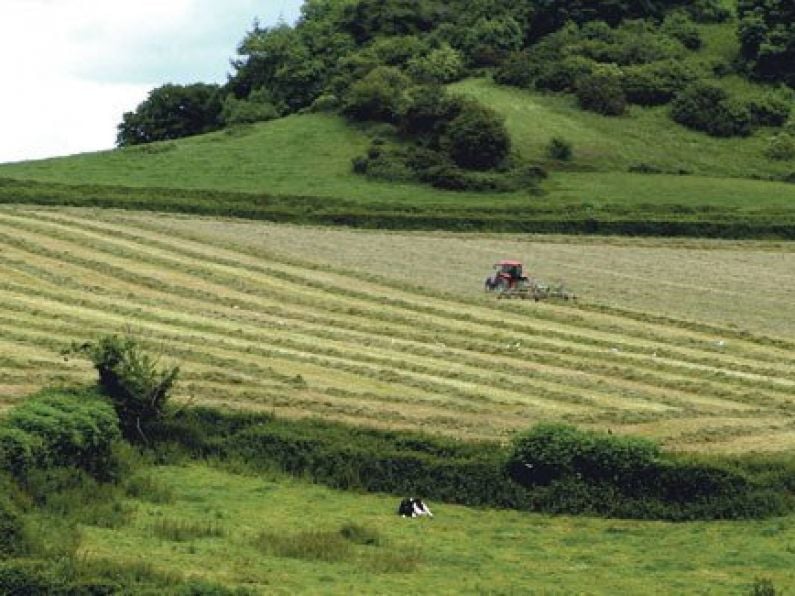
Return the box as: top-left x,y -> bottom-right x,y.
484,260 -> 575,301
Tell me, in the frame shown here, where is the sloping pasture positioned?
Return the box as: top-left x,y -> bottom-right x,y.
0,207 -> 792,452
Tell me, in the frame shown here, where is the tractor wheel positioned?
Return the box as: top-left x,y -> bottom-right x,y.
495,278 -> 509,293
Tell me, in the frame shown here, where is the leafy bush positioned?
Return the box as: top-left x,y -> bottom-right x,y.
441,101 -> 511,169
70,335 -> 179,443
342,66 -> 412,123
685,0 -> 731,23
117,83 -> 223,146
399,85 -> 463,145
0,498 -> 27,558
535,56 -> 596,92
220,90 -> 279,125
547,137 -> 573,161
509,423 -> 660,486
622,60 -> 697,105
367,35 -> 429,68
407,44 -> 465,83
764,133 -> 795,161
0,427 -> 40,479
5,390 -> 121,479
671,83 -> 753,137
738,0 -> 795,86
460,16 -> 524,67
358,151 -> 416,183
309,93 -> 340,113
746,94 -> 792,127
494,52 -> 535,88
575,65 -> 627,116
662,12 -> 702,50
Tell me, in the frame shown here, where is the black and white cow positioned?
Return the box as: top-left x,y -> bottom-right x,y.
398,497 -> 433,518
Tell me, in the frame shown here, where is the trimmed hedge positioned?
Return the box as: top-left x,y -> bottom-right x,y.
150,408 -> 795,521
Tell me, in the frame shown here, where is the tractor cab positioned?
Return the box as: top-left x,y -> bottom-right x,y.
485,260 -> 528,292
495,260 -> 523,280
484,259 -> 576,301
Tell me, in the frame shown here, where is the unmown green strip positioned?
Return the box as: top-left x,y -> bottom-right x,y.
1,177 -> 793,239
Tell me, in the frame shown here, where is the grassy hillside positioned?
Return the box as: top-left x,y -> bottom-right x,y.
73,463 -> 795,593
453,79 -> 793,180
0,0 -> 792,237
1,206 -> 793,453
1,104 -> 793,237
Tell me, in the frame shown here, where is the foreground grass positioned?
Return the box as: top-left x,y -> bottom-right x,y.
0,206 -> 792,452
79,463 -> 795,593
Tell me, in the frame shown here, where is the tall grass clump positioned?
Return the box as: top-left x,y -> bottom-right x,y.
151,518 -> 226,542
340,523 -> 382,546
253,529 -> 352,562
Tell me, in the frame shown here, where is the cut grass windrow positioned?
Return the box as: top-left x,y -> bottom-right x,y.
0,207 -> 792,450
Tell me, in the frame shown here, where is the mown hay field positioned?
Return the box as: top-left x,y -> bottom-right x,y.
0,206 -> 793,452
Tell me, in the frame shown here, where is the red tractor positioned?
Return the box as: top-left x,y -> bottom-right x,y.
484,260 -> 530,295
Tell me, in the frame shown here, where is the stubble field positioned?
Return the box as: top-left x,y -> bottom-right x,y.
0,206 -> 793,452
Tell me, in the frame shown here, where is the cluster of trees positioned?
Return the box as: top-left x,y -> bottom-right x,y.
495,16 -> 792,138
345,79 -> 530,191
738,0 -> 795,87
117,0 -> 793,158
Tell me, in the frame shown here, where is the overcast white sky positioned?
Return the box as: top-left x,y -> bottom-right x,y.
0,0 -> 304,164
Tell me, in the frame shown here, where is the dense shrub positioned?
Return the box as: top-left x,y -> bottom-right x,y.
441,101 -> 511,169
572,20 -> 683,66
0,427 -> 40,479
764,133 -> 795,161
342,66 -> 412,123
671,83 -> 753,137
367,35 -> 429,68
493,52 -> 535,88
407,44 -> 465,83
547,137 -> 573,161
536,56 -> 596,93
5,390 -> 121,479
746,94 -> 792,127
0,498 -> 27,558
575,65 -> 627,116
309,93 -> 340,113
662,12 -> 702,50
509,423 -> 660,486
460,16 -> 524,67
117,83 -> 223,147
399,85 -> 463,145
685,0 -> 731,23
622,60 -> 697,105
70,335 -> 179,443
738,0 -> 795,86
220,90 -> 279,125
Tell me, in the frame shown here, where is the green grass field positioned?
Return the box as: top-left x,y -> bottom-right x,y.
1,78 -> 793,237
1,206 -> 792,453
76,463 -> 795,593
